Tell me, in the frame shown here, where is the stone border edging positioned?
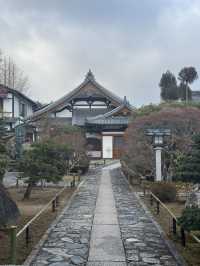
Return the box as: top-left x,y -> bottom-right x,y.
23,179 -> 86,266
120,169 -> 187,266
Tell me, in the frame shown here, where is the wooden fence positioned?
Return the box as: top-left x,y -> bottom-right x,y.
149,192 -> 200,247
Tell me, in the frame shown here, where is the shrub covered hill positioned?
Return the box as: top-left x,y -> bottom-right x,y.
123,102 -> 200,181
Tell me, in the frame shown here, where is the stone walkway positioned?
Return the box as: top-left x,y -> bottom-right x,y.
111,168 -> 183,266
27,164 -> 184,266
87,167 -> 126,266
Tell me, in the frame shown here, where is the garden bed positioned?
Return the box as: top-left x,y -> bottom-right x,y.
0,185 -> 75,265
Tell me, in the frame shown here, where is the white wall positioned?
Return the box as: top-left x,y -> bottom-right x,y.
14,95 -> 34,118
3,98 -> 12,115
102,136 -> 113,159
56,109 -> 72,118
14,96 -> 19,117
26,104 -> 33,117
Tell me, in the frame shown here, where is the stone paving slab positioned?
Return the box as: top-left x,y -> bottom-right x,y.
87,262 -> 127,266
93,212 -> 118,225
111,168 -> 185,266
90,224 -> 121,239
88,236 -> 126,262
87,168 -> 126,264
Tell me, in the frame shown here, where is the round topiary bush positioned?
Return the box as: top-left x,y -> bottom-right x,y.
151,182 -> 177,202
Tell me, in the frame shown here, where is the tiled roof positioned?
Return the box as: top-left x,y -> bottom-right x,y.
86,99 -> 134,123
28,70 -> 125,121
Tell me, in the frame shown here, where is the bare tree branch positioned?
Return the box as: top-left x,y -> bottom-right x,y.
0,49 -> 29,93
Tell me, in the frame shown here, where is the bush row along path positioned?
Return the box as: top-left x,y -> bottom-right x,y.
27,163 -> 184,266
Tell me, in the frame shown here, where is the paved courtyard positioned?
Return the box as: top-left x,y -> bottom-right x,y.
27,163 -> 184,266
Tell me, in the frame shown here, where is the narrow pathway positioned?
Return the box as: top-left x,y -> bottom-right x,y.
87,168 -> 126,266
27,164 -> 184,266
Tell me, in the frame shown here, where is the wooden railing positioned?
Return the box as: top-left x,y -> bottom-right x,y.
16,186 -> 66,240
121,161 -> 200,248
3,173 -> 80,264
149,191 -> 200,247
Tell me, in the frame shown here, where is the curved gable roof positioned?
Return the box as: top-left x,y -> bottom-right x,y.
28,70 -> 124,121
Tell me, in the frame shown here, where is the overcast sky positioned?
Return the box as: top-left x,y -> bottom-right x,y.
0,0 -> 200,107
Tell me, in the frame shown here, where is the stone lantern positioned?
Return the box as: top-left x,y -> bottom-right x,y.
146,129 -> 171,181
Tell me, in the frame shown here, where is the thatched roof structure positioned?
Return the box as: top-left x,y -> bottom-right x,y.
0,184 -> 20,228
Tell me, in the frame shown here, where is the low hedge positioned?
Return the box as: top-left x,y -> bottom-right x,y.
151,182 -> 177,202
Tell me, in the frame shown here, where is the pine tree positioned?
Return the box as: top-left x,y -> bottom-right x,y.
19,140 -> 69,199
175,134 -> 200,183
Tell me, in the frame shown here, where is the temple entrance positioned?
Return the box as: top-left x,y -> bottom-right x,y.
101,134 -> 125,159
102,136 -> 113,159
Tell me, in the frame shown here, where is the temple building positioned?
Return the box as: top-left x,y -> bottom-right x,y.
28,70 -> 134,159
0,85 -> 37,131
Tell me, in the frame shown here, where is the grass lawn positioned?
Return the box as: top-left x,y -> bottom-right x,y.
0,185 -> 75,265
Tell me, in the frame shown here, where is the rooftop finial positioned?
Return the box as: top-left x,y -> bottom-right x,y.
123,96 -> 127,104
85,69 -> 95,81
123,96 -> 130,106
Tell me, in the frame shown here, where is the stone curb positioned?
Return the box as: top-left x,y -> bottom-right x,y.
121,169 -> 187,266
23,178 -> 86,266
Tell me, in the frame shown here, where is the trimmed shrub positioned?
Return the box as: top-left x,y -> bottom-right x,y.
178,207 -> 200,231
151,182 -> 177,202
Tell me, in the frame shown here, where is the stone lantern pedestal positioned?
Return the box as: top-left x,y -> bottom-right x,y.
154,147 -> 162,181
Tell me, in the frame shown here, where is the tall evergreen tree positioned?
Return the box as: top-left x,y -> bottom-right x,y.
159,71 -> 179,101
175,134 -> 200,183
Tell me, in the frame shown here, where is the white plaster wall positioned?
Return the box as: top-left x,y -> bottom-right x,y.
14,96 -> 19,117
26,104 -> 33,117
3,98 -> 12,114
56,109 -> 72,118
102,136 -> 113,159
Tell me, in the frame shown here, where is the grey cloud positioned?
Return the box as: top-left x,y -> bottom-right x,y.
0,0 -> 200,106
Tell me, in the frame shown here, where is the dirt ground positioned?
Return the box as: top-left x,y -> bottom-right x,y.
143,196 -> 200,266
0,185 -> 75,265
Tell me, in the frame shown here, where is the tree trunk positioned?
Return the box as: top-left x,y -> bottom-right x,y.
23,182 -> 34,200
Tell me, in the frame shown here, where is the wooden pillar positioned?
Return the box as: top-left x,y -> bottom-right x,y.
10,226 -> 17,264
